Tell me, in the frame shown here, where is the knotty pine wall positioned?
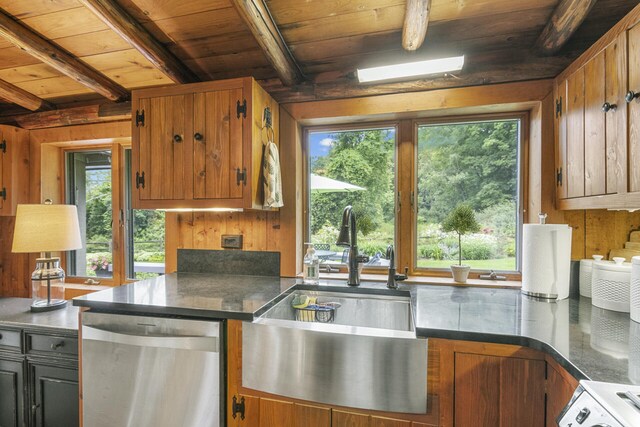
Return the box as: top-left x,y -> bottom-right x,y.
2,82 -> 640,297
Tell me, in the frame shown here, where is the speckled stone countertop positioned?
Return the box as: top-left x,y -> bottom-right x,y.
414,286 -> 638,385
0,297 -> 79,332
72,274 -> 639,385
73,273 -> 297,320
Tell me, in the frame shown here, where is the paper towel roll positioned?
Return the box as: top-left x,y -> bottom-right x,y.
522,224 -> 572,300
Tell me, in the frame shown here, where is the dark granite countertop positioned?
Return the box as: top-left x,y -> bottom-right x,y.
73,273 -> 297,321
0,297 -> 79,333
414,286 -> 637,385
72,273 -> 639,385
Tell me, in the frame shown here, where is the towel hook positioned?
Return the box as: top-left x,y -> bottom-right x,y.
262,106 -> 274,145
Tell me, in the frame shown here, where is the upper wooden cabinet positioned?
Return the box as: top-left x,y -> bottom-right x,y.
131,77 -> 279,210
0,125 -> 30,216
554,16 -> 638,209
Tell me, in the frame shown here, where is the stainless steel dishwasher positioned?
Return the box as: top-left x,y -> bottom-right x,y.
81,312 -> 223,427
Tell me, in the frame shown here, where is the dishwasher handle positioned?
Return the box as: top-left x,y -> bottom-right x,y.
83,325 -> 219,352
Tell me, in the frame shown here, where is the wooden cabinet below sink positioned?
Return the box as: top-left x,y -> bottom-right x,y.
226,320 -> 576,427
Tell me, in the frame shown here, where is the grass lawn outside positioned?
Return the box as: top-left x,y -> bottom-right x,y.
417,258 -> 517,271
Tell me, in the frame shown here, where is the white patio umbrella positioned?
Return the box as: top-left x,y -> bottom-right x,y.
310,174 -> 366,193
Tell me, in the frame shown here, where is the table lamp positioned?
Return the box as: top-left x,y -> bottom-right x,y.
12,201 -> 82,312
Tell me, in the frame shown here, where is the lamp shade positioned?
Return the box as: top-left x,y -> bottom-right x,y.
12,204 -> 82,253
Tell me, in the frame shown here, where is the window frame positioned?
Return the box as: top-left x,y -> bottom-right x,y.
303,121 -> 400,274
303,112 -> 528,281
62,142 -> 130,286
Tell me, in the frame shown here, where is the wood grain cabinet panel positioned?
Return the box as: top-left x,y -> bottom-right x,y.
453,353 -> 545,427
332,410 -> 370,427
545,361 -> 578,427
605,34 -> 628,195
0,125 -> 30,216
371,416 -> 411,427
131,77 -> 278,210
259,398 -> 295,427
566,68 -> 585,199
584,51 -> 607,196
555,79 -> 568,200
295,403 -> 331,427
628,22 -> 640,192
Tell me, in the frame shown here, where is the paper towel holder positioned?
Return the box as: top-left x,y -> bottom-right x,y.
538,213 -> 547,224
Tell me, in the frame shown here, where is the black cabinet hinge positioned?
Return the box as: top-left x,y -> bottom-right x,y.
0,139 -> 6,153
556,167 -> 563,187
136,171 -> 145,189
135,109 -> 145,127
0,187 -> 6,200
555,97 -> 562,118
236,167 -> 247,186
237,99 -> 247,119
232,396 -> 245,420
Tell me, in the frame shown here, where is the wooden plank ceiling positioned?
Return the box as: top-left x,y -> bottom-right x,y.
0,0 -> 637,119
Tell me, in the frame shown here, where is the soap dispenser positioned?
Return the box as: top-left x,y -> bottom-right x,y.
303,243 -> 320,285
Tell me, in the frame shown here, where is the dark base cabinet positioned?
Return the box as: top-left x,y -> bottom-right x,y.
0,356 -> 25,427
29,362 -> 78,427
0,327 -> 78,427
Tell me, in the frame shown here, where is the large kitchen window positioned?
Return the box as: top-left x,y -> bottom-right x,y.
307,126 -> 396,268
65,145 -> 165,284
416,118 -> 521,273
305,115 -> 523,276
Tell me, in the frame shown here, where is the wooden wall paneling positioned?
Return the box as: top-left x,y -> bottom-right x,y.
29,121 -> 131,146
583,52 -> 607,196
0,215 -> 30,297
628,22 -> 640,192
563,210 -> 586,260
566,68 -> 585,199
605,33 -> 628,195
585,210 -> 640,258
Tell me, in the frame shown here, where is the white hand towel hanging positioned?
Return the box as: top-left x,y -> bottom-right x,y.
263,139 -> 284,208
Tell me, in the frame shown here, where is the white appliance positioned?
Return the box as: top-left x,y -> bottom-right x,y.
558,381 -> 640,427
521,215 -> 572,300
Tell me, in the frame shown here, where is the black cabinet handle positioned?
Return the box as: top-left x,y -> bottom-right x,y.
602,102 -> 617,113
194,132 -> 203,141
173,134 -> 183,143
50,341 -> 64,351
626,91 -> 639,103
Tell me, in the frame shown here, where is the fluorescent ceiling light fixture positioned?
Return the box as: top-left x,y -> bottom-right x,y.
161,208 -> 244,213
357,55 -> 465,83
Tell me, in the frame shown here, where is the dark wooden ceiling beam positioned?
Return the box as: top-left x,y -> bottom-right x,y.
536,0 -> 599,55
403,0 -> 432,51
0,8 -> 129,101
77,0 -> 199,84
10,101 -> 131,129
0,78 -> 54,111
231,0 -> 304,86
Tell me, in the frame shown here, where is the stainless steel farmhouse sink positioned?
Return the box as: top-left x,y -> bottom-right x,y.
242,285 -> 428,414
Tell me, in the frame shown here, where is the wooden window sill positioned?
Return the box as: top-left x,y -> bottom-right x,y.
318,272 -> 522,289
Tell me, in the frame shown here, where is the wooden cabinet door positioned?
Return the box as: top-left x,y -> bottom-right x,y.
628,22 -> 640,192
259,398 -> 294,427
371,416 -> 411,427
545,362 -> 578,427
29,362 -> 79,427
193,88 -> 244,200
332,410 -> 370,427
605,34 -> 628,194
0,357 -> 24,427
295,403 -> 331,427
453,353 -> 545,427
566,68 -> 585,198
555,79 -> 568,200
584,52 -> 607,196
134,94 -> 190,203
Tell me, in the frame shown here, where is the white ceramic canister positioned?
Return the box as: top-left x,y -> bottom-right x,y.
631,256 -> 640,322
592,257 -> 632,313
579,254 -> 604,298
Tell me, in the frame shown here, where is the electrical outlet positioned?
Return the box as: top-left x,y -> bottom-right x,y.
221,234 -> 243,249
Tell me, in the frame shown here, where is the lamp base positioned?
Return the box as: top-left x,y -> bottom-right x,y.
30,299 -> 67,312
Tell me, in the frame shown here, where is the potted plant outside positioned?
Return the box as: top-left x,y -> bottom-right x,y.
88,254 -> 112,277
442,204 -> 481,283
